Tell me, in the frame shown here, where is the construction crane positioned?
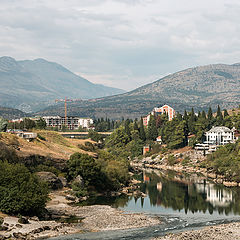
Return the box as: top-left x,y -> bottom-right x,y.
55,97 -> 73,125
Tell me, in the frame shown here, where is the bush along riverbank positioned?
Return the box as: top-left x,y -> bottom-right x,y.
131,140 -> 240,187
0,131 -> 161,239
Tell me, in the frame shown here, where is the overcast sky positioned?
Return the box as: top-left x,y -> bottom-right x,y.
1,0 -> 240,90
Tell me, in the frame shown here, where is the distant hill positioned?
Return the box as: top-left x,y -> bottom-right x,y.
0,106 -> 28,119
0,56 -> 125,112
37,63 -> 240,119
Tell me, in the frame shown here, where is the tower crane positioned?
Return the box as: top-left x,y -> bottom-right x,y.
55,97 -> 73,125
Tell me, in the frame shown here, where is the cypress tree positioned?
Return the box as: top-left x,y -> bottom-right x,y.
139,118 -> 146,141
216,105 -> 223,125
124,119 -> 131,138
133,120 -> 139,131
207,107 -> 213,120
183,110 -> 188,121
201,110 -> 206,119
223,109 -> 229,118
147,115 -> 158,141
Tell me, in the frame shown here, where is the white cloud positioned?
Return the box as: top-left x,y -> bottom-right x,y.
0,0 -> 240,90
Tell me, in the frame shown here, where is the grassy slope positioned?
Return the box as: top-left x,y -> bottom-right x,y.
0,131 -> 95,160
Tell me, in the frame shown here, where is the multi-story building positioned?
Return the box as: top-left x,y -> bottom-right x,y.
205,126 -> 235,145
152,105 -> 175,121
42,116 -> 93,130
143,104 -> 175,127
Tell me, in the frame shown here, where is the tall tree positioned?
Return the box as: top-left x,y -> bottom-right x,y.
216,105 -> 223,126
223,109 -> 229,118
124,119 -> 131,139
139,118 -> 146,141
133,119 -> 139,131
207,107 -> 213,121
146,115 -> 158,141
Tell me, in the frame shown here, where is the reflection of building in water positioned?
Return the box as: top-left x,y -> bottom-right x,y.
157,182 -> 162,192
194,182 -> 233,207
143,172 -> 150,182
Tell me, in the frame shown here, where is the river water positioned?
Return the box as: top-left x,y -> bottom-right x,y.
50,169 -> 240,240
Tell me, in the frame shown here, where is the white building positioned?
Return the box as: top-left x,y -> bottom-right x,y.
78,118 -> 94,129
42,116 -> 93,130
205,126 -> 235,145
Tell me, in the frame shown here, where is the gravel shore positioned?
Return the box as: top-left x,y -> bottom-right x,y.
0,190 -> 160,239
153,222 -> 240,240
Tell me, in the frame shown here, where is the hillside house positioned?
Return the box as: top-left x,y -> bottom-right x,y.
205,126 -> 235,145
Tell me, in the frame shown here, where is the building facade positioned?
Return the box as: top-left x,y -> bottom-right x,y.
143,104 -> 175,127
43,116 -> 93,130
152,105 -> 175,121
205,126 -> 235,145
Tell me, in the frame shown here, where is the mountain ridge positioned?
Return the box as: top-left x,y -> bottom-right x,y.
0,56 -> 125,112
36,62 -> 240,119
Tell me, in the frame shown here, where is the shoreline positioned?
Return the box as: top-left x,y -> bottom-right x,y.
153,221 -> 240,240
0,190 -> 160,240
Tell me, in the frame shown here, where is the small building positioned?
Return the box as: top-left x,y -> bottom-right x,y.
16,132 -> 37,141
205,126 -> 235,145
156,136 -> 162,144
143,145 -> 150,155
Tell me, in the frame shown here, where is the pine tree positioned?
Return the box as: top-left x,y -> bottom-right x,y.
139,118 -> 146,141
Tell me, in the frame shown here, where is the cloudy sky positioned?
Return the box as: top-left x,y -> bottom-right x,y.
1,0 -> 240,90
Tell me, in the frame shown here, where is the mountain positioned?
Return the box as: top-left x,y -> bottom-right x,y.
0,106 -> 29,119
37,63 -> 240,119
0,56 -> 125,112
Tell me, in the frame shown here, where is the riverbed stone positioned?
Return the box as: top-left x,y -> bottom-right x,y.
36,172 -> 63,190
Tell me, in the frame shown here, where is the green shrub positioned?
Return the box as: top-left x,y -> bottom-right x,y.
71,182 -> 88,198
167,155 -> 177,166
37,133 -> 46,141
0,161 -> 49,216
182,156 -> 190,165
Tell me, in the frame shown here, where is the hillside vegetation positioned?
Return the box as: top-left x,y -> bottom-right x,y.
38,63 -> 240,119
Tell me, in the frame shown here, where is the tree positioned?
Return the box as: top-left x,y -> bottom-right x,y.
188,108 -> 196,133
67,153 -> 103,188
88,130 -> 102,142
223,109 -> 229,118
0,118 -> 7,132
139,118 -> 146,141
36,118 -> 46,129
124,119 -> 131,139
146,115 -> 158,141
216,105 -> 223,126
133,119 -> 139,131
207,107 -> 213,121
0,161 -> 48,216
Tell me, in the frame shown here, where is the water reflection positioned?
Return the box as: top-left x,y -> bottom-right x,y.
115,170 -> 240,216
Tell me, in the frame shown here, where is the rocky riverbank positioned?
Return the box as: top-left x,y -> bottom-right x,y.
0,189 -> 160,240
131,147 -> 240,187
153,222 -> 240,240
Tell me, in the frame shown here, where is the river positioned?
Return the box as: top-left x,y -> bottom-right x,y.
49,169 -> 240,240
